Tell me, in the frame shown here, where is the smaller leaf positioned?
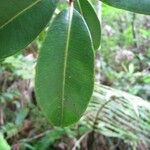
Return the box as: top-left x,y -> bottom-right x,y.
75,0 -> 101,50
143,75 -> 150,83
101,0 -> 150,15
0,133 -> 11,150
15,108 -> 29,126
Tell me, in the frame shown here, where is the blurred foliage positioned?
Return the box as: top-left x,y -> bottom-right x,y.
100,4 -> 150,101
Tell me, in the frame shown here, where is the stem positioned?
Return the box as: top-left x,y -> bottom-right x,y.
131,13 -> 138,48
69,0 -> 74,5
72,131 -> 90,150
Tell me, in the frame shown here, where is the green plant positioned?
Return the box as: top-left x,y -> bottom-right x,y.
0,133 -> 11,150
0,0 -> 150,127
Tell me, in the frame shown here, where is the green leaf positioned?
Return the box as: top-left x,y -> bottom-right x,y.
143,75 -> 150,83
75,0 -> 101,50
101,0 -> 150,15
35,7 -> 94,127
0,0 -> 58,60
15,108 -> 29,126
0,133 -> 11,150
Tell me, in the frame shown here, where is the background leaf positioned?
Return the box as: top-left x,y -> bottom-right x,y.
81,84 -> 150,143
75,0 -> 101,50
0,0 -> 58,60
101,0 -> 150,15
0,133 -> 11,150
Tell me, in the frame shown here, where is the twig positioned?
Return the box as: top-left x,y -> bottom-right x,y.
72,131 -> 90,150
92,97 -> 116,131
19,130 -> 51,143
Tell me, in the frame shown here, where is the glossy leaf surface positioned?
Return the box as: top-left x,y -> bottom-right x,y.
75,0 -> 101,50
0,0 -> 58,60
35,7 -> 94,127
101,0 -> 150,15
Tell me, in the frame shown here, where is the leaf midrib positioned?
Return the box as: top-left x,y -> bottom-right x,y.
61,6 -> 73,125
0,0 -> 41,30
77,0 -> 83,15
